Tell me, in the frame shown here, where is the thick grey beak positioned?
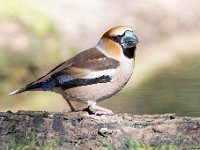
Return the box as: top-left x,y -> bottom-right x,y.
120,30 -> 139,48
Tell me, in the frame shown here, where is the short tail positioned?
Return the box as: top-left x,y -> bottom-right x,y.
8,82 -> 42,96
8,88 -> 27,96
8,79 -> 56,96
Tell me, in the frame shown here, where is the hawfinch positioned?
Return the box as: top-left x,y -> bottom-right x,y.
9,26 -> 139,114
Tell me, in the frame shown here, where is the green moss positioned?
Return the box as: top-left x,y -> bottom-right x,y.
106,138 -> 178,150
106,143 -> 116,150
2,133 -> 58,150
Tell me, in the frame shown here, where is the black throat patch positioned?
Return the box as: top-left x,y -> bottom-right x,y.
122,46 -> 136,59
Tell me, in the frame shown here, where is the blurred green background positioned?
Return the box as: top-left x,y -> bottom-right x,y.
0,0 -> 200,116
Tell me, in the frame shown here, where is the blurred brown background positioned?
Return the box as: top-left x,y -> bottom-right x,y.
1,0 -> 200,116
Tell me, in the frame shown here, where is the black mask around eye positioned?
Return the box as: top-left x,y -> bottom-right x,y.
110,36 -> 120,43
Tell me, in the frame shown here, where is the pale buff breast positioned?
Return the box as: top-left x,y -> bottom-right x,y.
62,59 -> 134,103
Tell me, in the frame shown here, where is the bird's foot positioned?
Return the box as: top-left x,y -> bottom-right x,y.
95,110 -> 113,116
87,101 -> 114,115
82,106 -> 95,115
94,106 -> 114,116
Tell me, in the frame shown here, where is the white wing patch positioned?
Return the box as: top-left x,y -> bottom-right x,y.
82,69 -> 116,79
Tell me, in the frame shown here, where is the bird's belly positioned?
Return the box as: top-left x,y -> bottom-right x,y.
62,69 -> 133,102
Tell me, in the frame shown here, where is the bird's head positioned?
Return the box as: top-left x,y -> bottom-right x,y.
96,26 -> 139,60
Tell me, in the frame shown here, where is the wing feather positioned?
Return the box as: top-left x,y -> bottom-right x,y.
34,48 -> 119,83
10,48 -> 119,94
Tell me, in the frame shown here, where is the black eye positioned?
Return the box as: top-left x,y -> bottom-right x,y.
110,36 -> 119,42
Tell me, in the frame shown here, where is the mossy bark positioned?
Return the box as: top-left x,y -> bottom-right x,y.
0,111 -> 199,149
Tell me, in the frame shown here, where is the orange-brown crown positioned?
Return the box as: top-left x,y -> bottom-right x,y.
102,26 -> 133,38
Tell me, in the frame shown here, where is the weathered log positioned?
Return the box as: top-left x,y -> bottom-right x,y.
0,111 -> 199,149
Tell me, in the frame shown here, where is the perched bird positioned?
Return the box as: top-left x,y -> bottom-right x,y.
9,26 -> 139,114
